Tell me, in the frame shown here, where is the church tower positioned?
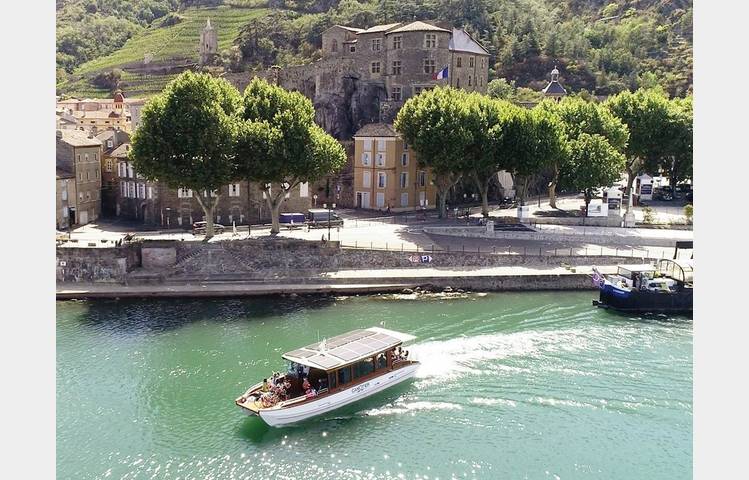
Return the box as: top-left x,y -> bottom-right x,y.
199,19 -> 218,66
542,66 -> 567,102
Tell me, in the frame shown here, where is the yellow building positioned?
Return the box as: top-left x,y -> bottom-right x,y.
352,123 -> 436,211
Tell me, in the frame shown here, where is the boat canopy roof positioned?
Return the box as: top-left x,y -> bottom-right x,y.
618,264 -> 657,272
282,327 -> 416,371
657,258 -> 694,283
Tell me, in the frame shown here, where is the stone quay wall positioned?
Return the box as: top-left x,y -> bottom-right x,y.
57,238 -> 640,285
57,244 -> 140,283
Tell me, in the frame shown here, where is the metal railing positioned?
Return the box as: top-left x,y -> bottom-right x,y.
341,240 -> 680,260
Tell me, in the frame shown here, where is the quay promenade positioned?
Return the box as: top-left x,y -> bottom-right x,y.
56,264 -> 616,299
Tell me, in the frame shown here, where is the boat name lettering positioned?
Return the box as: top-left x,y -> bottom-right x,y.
351,382 -> 371,394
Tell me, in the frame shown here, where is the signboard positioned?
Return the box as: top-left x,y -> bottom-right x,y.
640,184 -> 652,195
408,254 -> 433,264
607,197 -> 621,210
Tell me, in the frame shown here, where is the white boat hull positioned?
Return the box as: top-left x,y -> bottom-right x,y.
258,363 -> 419,427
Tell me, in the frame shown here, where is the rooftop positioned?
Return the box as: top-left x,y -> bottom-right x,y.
353,123 -> 399,138
542,81 -> 567,95
359,23 -> 401,34
56,166 -> 75,179
449,28 -> 490,55
282,327 -> 416,371
387,21 -> 450,34
57,129 -> 102,147
110,143 -> 131,158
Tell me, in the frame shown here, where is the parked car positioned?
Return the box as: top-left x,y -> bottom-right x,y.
498,197 -> 517,209
192,221 -> 226,234
653,186 -> 674,201
306,209 -> 344,228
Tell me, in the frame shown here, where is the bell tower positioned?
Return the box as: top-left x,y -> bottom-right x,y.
199,18 -> 218,66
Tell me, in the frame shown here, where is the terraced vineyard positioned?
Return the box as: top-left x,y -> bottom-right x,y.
62,5 -> 268,98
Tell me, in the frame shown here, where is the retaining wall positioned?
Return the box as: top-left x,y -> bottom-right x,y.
56,244 -> 140,283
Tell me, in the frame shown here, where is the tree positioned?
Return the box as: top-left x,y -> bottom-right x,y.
130,71 -> 241,238
502,106 -> 566,206
563,133 -> 626,214
236,78 -> 346,234
466,95 -> 518,217
605,88 -> 673,213
536,97 -> 629,208
651,95 -> 692,190
395,87 -> 474,218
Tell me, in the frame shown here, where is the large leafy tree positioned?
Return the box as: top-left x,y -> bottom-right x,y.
502,106 -> 566,206
605,88 -> 673,213
395,87 -> 474,218
236,78 -> 346,234
644,95 -> 693,190
537,97 -> 629,208
562,133 -> 627,214
130,71 -> 242,238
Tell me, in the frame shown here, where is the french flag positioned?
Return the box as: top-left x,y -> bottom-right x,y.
433,66 -> 448,80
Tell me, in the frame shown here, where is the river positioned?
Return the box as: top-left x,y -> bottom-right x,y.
57,292 -> 692,479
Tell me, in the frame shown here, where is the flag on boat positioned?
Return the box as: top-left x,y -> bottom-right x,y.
433,66 -> 448,80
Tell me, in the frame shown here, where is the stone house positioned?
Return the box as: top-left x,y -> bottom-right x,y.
56,129 -> 102,225
319,20 -> 490,121
114,153 -> 312,227
56,167 -> 77,230
98,131 -> 130,217
352,123 -> 437,211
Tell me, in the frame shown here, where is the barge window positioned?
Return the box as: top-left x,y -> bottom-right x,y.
353,357 -> 375,379
338,366 -> 352,385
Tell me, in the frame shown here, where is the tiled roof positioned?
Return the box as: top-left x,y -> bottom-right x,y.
449,28 -> 489,55
110,143 -> 131,158
56,166 -> 75,179
58,129 -> 102,147
359,23 -> 401,34
74,110 -> 122,119
337,25 -> 365,33
387,21 -> 450,34
353,123 -> 399,138
542,81 -> 567,95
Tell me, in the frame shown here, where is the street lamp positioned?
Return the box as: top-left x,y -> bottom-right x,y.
165,207 -> 171,228
326,202 -> 336,242
313,193 -> 318,207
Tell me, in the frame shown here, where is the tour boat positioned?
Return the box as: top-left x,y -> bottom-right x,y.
591,259 -> 693,313
235,327 -> 419,427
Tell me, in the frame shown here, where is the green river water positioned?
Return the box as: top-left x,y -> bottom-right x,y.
57,292 -> 692,480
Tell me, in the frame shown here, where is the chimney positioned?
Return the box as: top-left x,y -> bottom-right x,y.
88,130 -> 95,139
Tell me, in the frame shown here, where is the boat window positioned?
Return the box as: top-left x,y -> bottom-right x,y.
328,372 -> 337,390
376,352 -> 387,370
337,366 -> 352,385
353,357 -> 375,379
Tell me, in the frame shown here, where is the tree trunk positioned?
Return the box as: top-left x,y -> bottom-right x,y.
548,165 -> 559,209
624,158 -> 641,214
434,173 -> 461,218
516,175 -> 531,206
473,172 -> 491,218
583,191 -> 591,216
195,193 -> 220,240
269,199 -> 282,234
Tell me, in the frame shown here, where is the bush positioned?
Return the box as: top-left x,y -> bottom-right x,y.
684,204 -> 693,224
159,12 -> 184,27
642,206 -> 655,224
92,69 -> 122,92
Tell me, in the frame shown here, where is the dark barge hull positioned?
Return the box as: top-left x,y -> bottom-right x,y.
594,288 -> 693,313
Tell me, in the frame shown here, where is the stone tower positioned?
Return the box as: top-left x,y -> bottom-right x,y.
541,66 -> 567,102
199,19 -> 218,66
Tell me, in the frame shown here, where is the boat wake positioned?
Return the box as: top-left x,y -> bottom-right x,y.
409,328 -> 602,386
359,400 -> 463,417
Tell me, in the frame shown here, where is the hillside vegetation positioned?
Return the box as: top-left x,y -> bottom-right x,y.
57,0 -> 692,98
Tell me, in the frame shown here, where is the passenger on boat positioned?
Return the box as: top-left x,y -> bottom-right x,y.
302,377 -> 311,391
261,378 -> 270,392
305,387 -> 317,399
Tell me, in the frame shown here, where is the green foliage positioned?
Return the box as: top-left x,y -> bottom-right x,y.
395,87 -> 475,217
130,71 -> 242,236
565,133 -> 627,210
235,78 -> 346,232
642,205 -> 655,224
91,69 -> 123,93
684,204 -> 693,224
